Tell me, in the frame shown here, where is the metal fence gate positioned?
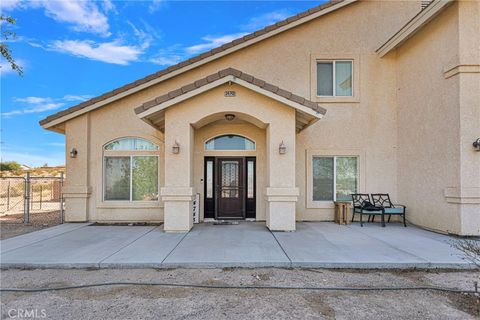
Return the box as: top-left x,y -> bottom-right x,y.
0,173 -> 64,226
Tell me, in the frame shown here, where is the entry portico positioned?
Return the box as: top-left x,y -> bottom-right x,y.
135,68 -> 325,232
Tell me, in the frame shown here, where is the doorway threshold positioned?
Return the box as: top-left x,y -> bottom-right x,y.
213,220 -> 240,225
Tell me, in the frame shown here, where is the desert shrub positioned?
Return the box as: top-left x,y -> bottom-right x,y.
0,161 -> 22,172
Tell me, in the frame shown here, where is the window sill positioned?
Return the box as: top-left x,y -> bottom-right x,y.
97,201 -> 163,209
306,201 -> 335,209
312,96 -> 360,104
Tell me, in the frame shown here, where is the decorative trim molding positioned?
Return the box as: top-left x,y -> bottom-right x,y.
444,187 -> 480,204
62,186 -> 92,198
265,187 -> 299,202
443,64 -> 480,79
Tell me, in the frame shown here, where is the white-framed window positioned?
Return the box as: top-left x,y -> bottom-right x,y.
312,156 -> 358,201
104,137 -> 159,151
205,134 -> 255,151
316,60 -> 353,97
103,138 -> 159,202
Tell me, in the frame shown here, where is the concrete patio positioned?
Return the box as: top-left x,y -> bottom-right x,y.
0,222 -> 473,269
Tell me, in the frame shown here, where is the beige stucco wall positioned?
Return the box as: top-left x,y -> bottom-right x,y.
62,0 -> 421,224
395,1 -> 480,235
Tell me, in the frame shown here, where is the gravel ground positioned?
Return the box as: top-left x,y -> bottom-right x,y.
1,268 -> 478,319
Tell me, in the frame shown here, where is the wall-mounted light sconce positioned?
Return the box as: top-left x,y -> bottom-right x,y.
69,148 -> 78,158
225,113 -> 235,121
172,141 -> 180,154
473,138 -> 480,151
279,141 -> 287,155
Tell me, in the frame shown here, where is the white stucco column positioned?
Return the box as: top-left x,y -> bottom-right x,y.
265,110 -> 298,231
161,111 -> 194,232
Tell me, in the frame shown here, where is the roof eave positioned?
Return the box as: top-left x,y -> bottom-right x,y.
135,74 -> 325,133
40,0 -> 354,129
376,0 -> 454,57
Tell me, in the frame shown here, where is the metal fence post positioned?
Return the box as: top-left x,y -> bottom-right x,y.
25,172 -> 30,224
60,172 -> 64,224
39,185 -> 43,210
7,181 -> 10,211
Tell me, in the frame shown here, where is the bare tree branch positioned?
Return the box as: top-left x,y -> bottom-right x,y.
452,239 -> 480,269
0,14 -> 23,76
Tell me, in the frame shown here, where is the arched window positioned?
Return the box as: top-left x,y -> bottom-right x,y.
104,137 -> 159,151
205,135 -> 255,151
103,137 -> 159,202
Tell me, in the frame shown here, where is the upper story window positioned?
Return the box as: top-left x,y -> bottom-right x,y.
104,137 -> 159,151
317,60 -> 353,97
205,135 -> 255,151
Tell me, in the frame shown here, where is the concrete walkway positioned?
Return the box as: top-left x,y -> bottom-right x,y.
0,222 -> 473,269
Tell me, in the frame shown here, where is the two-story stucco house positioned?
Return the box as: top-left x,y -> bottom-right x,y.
40,0 -> 480,236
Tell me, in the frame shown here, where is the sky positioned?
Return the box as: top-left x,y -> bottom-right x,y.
0,0 -> 321,167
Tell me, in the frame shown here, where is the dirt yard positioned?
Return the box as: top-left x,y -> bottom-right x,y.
0,210 -> 62,240
1,268 -> 478,319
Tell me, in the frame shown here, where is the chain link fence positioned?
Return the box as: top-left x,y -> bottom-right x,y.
0,174 -> 64,226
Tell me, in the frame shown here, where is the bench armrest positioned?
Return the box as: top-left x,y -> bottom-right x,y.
393,204 -> 406,208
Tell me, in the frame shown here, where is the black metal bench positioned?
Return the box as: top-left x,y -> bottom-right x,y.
371,193 -> 407,227
351,193 -> 385,227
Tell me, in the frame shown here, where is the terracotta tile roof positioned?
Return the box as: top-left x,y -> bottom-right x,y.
40,0 -> 345,127
134,67 -> 327,115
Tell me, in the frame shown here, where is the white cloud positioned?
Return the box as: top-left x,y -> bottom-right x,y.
50,39 -> 143,65
101,0 -> 117,14
0,59 -> 25,77
126,21 -> 154,50
149,55 -> 183,66
1,102 -> 65,117
14,95 -> 90,104
0,0 -> 23,10
40,0 -> 110,36
2,94 -> 91,118
14,96 -> 51,104
1,0 -> 110,36
185,33 -> 248,55
145,9 -> 292,67
242,10 -> 292,31
61,94 -> 92,102
149,0 -> 165,13
0,61 -> 15,76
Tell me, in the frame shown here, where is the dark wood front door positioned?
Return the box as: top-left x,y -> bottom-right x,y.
204,157 -> 255,220
216,158 -> 244,219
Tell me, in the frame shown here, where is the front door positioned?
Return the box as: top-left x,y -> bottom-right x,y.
216,157 -> 244,219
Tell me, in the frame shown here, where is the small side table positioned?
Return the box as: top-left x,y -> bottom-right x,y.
334,201 -> 352,225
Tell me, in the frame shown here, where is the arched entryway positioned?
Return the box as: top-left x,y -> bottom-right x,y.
192,115 -> 267,222
135,68 -> 325,232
